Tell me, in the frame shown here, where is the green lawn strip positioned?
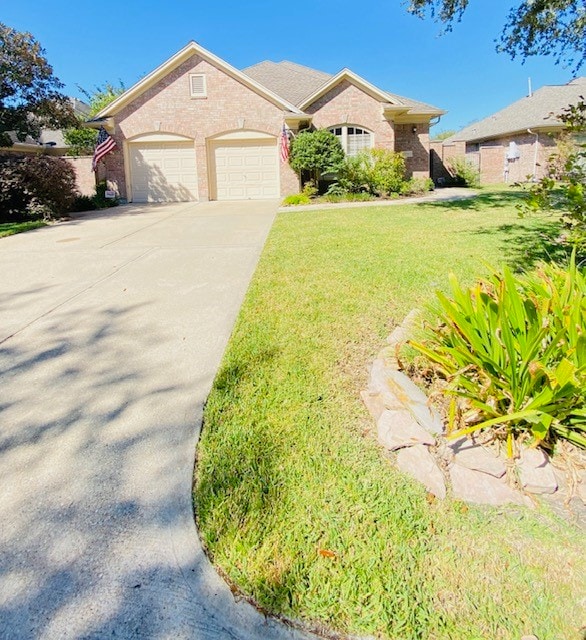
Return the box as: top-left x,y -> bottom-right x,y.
0,220 -> 46,238
195,188 -> 584,639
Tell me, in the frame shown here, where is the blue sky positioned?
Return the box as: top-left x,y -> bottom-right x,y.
3,0 -> 578,134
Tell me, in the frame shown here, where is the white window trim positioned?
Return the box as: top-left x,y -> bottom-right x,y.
329,125 -> 373,156
189,74 -> 207,99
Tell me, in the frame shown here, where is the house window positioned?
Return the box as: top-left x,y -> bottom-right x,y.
328,125 -> 373,156
189,74 -> 207,98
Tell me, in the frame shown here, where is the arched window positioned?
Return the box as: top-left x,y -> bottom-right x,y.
328,125 -> 373,156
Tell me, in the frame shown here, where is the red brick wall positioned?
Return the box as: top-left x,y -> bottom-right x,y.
431,133 -> 559,185
394,123 -> 430,178
307,81 -> 394,150
476,132 -> 557,184
429,141 -> 466,183
104,53 -> 299,200
64,156 -> 96,196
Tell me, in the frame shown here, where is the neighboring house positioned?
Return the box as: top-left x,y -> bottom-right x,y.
89,41 -> 444,203
2,99 -> 90,156
431,77 -> 586,184
0,99 -> 97,196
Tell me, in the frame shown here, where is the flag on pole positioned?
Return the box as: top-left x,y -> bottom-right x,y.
279,124 -> 289,164
92,127 -> 117,171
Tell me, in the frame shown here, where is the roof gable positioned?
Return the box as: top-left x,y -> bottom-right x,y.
95,42 -> 304,118
297,68 -> 444,118
298,68 -> 399,110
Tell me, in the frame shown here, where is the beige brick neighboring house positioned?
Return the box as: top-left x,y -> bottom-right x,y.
90,42 -> 444,203
433,77 -> 586,185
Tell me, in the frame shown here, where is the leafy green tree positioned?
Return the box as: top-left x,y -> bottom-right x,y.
289,129 -> 345,185
522,98 -> 586,246
407,1 -> 585,70
64,82 -> 125,155
0,23 -> 76,147
431,129 -> 456,141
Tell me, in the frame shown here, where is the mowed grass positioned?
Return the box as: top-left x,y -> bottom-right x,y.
194,189 -> 584,639
0,220 -> 46,238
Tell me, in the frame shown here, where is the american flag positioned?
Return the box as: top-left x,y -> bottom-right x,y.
92,127 -> 117,171
279,124 -> 289,164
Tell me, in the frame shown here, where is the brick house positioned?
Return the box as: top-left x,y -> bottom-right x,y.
431,77 -> 586,185
90,41 -> 444,203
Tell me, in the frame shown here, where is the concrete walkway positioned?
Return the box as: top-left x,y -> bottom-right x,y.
0,202 -> 315,639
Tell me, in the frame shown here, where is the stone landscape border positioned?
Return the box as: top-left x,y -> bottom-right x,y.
361,311 -> 585,509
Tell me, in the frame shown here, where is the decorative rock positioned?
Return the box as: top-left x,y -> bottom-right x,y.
367,360 -> 404,410
396,445 -> 446,499
407,401 -> 444,435
450,463 -> 526,506
360,390 -> 387,422
449,437 -> 506,478
367,359 -> 391,395
387,325 -> 410,345
385,370 -> 444,434
385,368 -> 429,405
518,448 -> 558,495
377,345 -> 401,370
377,409 -> 436,451
387,309 -> 420,346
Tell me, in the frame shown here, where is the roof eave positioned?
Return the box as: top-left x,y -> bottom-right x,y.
386,106 -> 446,122
462,123 -> 565,144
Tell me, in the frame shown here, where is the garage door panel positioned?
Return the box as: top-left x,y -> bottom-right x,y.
212,140 -> 279,201
130,142 -> 198,203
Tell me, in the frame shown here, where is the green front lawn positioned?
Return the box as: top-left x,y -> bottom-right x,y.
194,188 -> 584,639
0,220 -> 46,238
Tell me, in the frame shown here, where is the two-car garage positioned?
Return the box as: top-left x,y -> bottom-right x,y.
127,131 -> 280,203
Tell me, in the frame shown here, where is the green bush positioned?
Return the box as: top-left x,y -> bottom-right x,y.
71,194 -> 97,212
337,149 -> 407,196
282,193 -> 311,206
400,177 -> 435,196
410,255 -> 586,453
336,154 -> 371,193
289,129 -> 345,185
447,156 -> 480,188
92,181 -> 119,209
301,181 -> 318,198
324,182 -> 347,197
0,154 -> 77,221
369,148 -> 406,195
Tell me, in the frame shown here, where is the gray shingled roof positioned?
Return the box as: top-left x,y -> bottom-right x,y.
243,60 -> 332,106
446,77 -> 586,143
242,60 -> 442,113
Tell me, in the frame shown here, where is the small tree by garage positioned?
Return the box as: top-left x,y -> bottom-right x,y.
289,129 -> 345,190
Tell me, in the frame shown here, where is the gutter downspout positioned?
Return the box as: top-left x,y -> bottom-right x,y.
527,129 -> 539,181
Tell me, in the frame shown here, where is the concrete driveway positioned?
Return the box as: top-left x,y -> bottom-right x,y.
0,202 -> 314,639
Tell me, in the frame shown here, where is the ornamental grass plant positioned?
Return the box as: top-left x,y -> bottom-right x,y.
411,254 -> 586,455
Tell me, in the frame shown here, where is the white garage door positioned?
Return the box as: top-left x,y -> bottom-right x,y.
212,140 -> 279,200
130,142 -> 198,203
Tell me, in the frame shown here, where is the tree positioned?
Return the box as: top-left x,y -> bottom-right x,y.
0,23 -> 76,147
64,82 -> 125,156
431,129 -> 457,141
522,97 -> 586,246
289,129 -> 345,185
407,1 -> 586,70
